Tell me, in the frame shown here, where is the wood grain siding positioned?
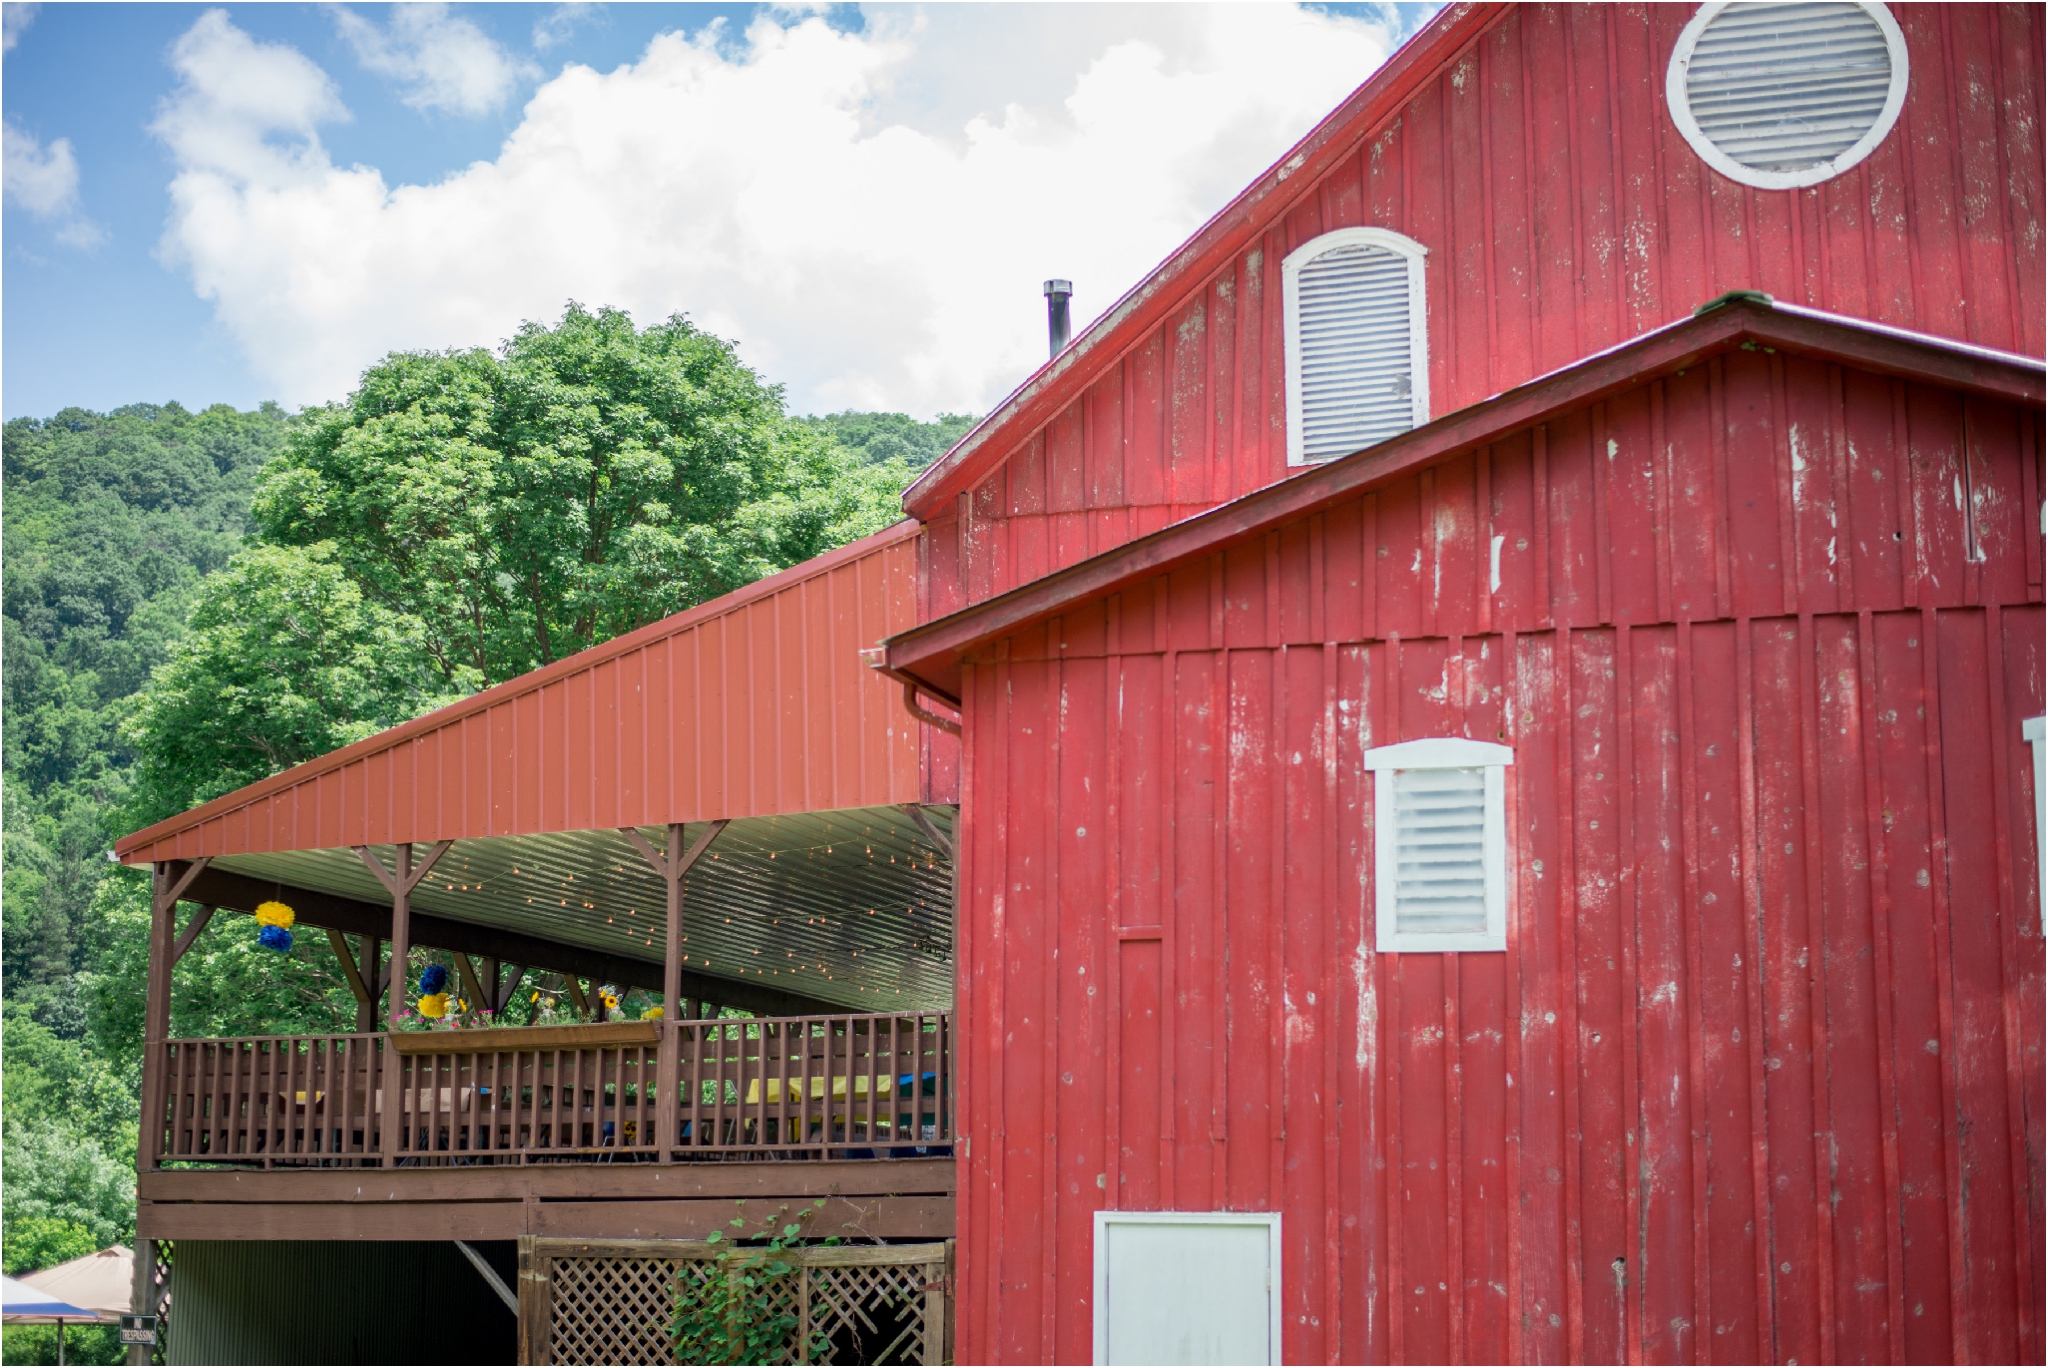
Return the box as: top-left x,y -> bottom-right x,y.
947,357 -> 2043,1364
918,2 -> 2045,615
118,522 -> 957,862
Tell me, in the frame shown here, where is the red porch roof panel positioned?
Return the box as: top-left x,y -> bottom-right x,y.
117,520 -> 935,864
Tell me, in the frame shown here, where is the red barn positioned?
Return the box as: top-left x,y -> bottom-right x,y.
115,3 -> 2042,1364
886,2 -> 2045,1363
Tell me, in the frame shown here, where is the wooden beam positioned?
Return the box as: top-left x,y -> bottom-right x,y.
901,805 -> 955,861
159,857 -> 210,912
175,865 -> 847,1017
170,904 -> 216,964
619,826 -> 668,880
324,927 -> 372,1006
454,953 -> 488,1019
353,845 -> 400,896
138,1156 -> 957,1204
138,1196 -> 956,1243
404,840 -> 456,894
455,1240 -> 518,1314
561,974 -> 591,1020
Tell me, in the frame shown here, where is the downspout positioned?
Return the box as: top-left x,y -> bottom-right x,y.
863,650 -> 962,736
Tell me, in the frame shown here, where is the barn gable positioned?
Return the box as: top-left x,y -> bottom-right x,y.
909,2 -> 2045,638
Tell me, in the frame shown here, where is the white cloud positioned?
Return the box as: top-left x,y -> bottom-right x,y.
3,117 -> 103,246
532,4 -> 597,54
3,2 -> 37,55
153,5 -> 1405,416
332,3 -> 535,116
152,9 -> 348,186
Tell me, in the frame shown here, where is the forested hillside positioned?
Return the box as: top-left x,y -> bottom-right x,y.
0,308 -> 969,1361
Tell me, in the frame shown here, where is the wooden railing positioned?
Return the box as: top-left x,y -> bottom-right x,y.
675,1012 -> 953,1156
151,1012 -> 951,1168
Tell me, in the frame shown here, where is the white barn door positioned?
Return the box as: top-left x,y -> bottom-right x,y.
1092,1212 -> 1281,1365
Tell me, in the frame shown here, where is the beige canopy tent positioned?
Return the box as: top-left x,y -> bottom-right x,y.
14,1246 -> 130,1322
4,1248 -> 128,1366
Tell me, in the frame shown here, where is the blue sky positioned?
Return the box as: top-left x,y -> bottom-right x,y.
3,2 -> 1436,422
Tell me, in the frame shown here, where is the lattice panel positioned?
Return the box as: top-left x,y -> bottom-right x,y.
548,1255 -> 689,1366
807,1261 -> 930,1365
538,1243 -> 947,1366
146,1238 -> 174,1367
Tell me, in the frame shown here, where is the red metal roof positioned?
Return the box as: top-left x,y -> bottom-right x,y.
887,298 -> 2047,695
118,520 -> 942,864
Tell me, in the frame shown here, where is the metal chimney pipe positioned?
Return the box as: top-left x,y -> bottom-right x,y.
1044,279 -> 1073,357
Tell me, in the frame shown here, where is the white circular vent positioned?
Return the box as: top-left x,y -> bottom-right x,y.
1668,1 -> 1909,190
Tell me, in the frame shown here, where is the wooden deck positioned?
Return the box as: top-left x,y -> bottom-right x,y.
138,1155 -> 956,1242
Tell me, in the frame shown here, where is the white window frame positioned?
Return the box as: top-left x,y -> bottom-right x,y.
1666,0 -> 1910,191
1281,226 -> 1430,468
1092,1210 -> 1282,1366
1365,736 -> 1512,953
2026,715 -> 2045,937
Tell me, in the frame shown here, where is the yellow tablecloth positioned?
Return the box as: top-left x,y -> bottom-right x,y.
741,1075 -> 888,1105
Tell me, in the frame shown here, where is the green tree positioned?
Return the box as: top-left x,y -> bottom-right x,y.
793,410 -> 976,470
121,542 -> 473,824
252,304 -> 915,687
3,401 -> 288,990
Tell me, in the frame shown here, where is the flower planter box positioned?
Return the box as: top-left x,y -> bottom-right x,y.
387,1020 -> 660,1054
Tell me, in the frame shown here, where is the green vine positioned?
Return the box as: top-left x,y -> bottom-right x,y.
670,1200 -> 839,1365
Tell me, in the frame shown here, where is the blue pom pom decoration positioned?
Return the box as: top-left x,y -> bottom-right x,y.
257,924 -> 293,953
419,963 -> 450,995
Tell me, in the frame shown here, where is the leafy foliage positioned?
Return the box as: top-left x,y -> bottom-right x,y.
1,1218 -> 99,1277
122,543 -> 474,822
793,410 -> 976,470
2,402 -> 288,989
249,305 -> 917,691
669,1201 -> 839,1365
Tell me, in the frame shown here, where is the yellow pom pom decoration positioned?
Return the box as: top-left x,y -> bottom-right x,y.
418,993 -> 450,1019
254,900 -> 296,929
641,1006 -> 664,1020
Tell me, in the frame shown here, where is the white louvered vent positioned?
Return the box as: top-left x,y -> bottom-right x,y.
1282,228 -> 1428,467
1365,737 -> 1510,953
1669,2 -> 1908,191
1389,768 -> 1488,936
1298,245 -> 1413,460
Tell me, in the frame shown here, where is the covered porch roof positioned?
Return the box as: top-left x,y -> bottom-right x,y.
116,519 -> 962,1017
175,803 -> 955,1014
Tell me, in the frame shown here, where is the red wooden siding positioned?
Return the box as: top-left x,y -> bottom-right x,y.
918,2 -> 2045,624
948,359 -> 2044,1363
118,523 -> 955,863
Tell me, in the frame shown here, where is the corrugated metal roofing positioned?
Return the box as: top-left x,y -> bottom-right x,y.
117,520 -> 952,865
210,804 -> 956,1011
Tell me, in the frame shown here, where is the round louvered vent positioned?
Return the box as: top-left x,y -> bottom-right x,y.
1667,1 -> 1909,190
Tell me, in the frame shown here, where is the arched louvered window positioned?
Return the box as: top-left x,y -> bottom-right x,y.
1365,737 -> 1512,953
1282,227 -> 1429,467
1667,1 -> 1909,191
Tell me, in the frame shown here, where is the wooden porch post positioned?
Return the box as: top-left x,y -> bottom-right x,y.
660,823 -> 685,1154
124,1237 -> 157,1368
621,820 -> 725,1153
388,843 -> 414,1030
357,935 -> 382,1033
354,841 -> 453,1030
141,859 -> 207,1172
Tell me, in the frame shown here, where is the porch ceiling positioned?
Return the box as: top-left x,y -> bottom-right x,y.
209,804 -> 955,1012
